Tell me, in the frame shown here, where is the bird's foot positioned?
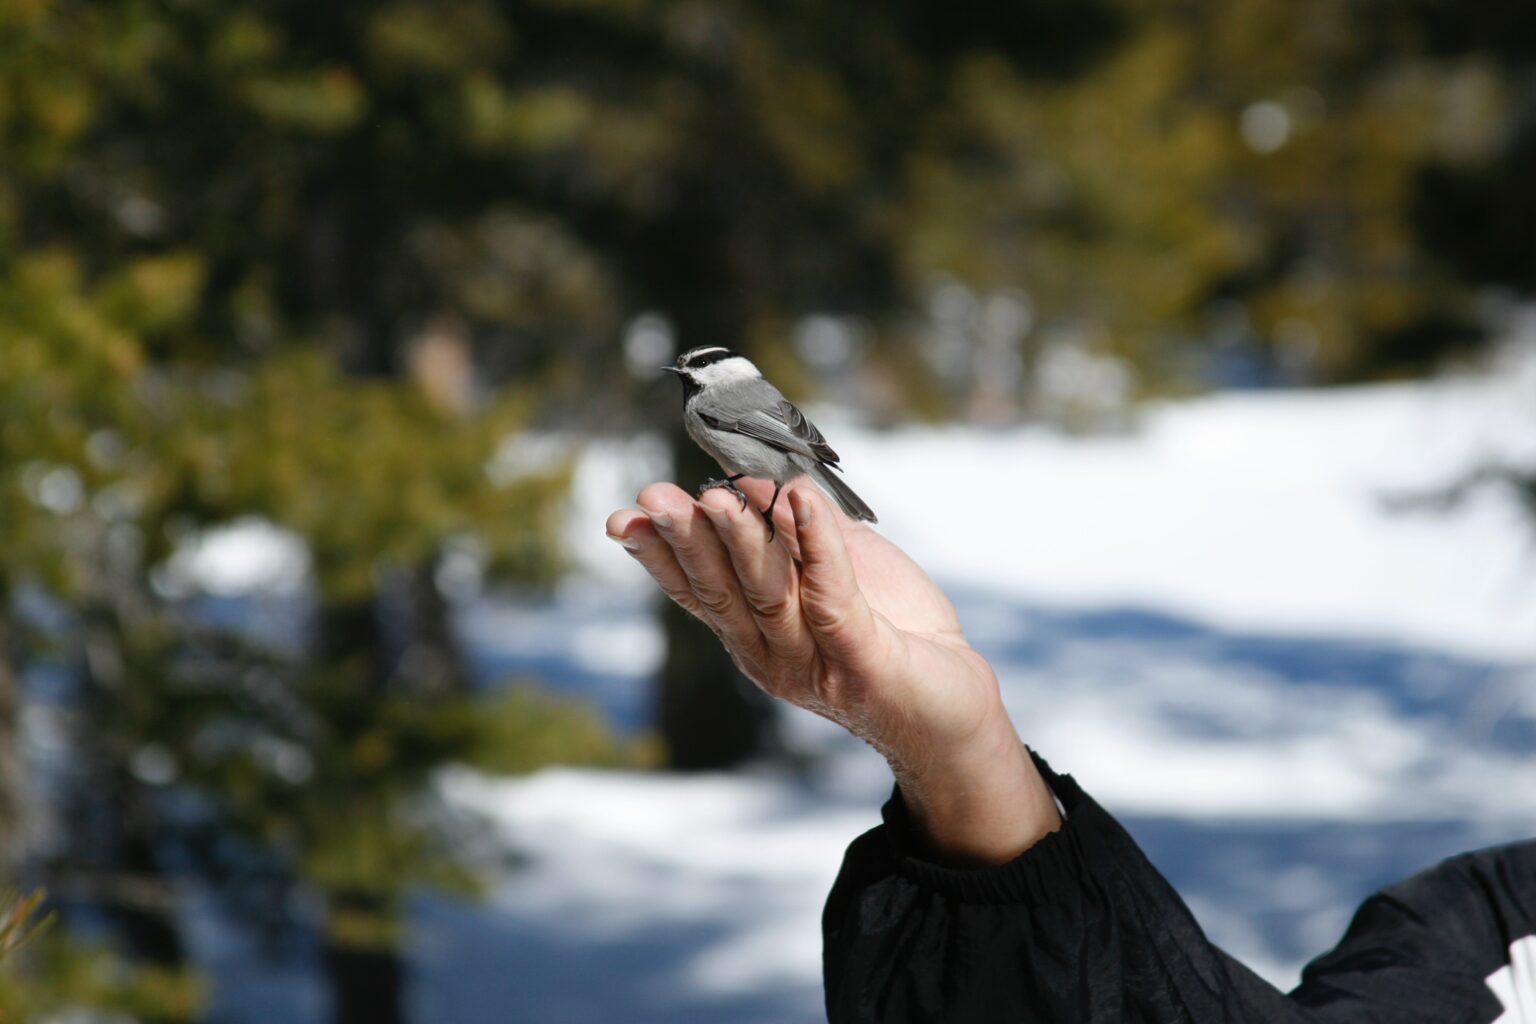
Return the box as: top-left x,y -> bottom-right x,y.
760,508 -> 777,543
698,478 -> 749,511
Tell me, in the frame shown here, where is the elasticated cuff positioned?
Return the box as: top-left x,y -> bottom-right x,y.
880,750 -> 1098,905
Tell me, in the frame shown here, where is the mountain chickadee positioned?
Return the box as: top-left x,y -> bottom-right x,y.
662,346 -> 877,540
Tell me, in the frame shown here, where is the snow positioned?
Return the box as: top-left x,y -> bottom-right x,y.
422,768 -> 855,1021
868,380 -> 1534,662
185,342 -> 1536,1021
161,515 -> 311,596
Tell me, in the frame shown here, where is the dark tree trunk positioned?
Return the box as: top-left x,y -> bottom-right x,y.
322,942 -> 405,1024
313,588 -> 412,1024
316,594 -> 386,685
652,296 -> 777,770
656,593 -> 776,770
397,558 -> 469,697
322,890 -> 405,1024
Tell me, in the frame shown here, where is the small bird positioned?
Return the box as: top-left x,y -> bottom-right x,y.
662,345 -> 877,540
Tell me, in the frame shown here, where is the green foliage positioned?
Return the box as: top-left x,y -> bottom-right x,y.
898,0 -> 1518,383
0,891 -> 202,1024
464,685 -> 661,776
0,890 -> 51,961
174,671 -> 651,949
1,0 -> 1527,406
0,936 -> 204,1024
0,244 -> 564,611
169,350 -> 569,599
0,0 -> 583,1010
198,666 -> 493,904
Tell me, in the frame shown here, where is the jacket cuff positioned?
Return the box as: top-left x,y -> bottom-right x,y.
880,750 -> 1096,905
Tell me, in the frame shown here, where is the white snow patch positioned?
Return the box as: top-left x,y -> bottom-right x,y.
439,767 -> 870,1002
163,516 -> 310,595
989,642 -> 1536,823
565,433 -> 672,585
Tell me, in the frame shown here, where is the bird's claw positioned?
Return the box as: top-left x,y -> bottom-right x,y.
698,478 -> 749,511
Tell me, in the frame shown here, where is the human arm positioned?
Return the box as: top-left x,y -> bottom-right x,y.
606,479 -> 1534,1022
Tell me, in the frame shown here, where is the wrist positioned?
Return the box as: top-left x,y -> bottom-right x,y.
890,717 -> 1060,867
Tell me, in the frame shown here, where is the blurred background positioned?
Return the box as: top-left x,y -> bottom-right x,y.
1,0 -> 1534,1020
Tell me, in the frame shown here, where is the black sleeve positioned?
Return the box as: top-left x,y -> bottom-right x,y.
822,751 -> 1536,1024
1291,840 -> 1536,1022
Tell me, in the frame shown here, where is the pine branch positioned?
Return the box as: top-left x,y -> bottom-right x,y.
0,889 -> 53,962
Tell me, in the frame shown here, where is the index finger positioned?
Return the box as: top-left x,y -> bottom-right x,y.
698,486 -> 815,665
635,483 -> 770,667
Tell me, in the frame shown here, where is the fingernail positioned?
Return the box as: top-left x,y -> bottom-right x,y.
640,506 -> 673,530
792,491 -> 812,528
699,503 -> 730,531
606,532 -> 640,551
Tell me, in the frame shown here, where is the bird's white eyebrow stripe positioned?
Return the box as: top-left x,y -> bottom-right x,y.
682,346 -> 734,367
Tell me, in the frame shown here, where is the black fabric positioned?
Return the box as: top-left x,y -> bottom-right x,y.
823,752 -> 1536,1023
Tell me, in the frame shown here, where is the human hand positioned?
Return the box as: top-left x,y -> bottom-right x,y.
606,478 -> 1060,865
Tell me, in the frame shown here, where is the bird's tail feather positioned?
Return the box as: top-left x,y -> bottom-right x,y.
811,464 -> 877,524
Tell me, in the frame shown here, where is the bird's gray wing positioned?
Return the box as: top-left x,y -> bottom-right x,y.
700,397 -> 841,467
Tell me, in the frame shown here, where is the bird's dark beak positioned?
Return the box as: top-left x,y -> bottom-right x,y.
660,366 -> 683,374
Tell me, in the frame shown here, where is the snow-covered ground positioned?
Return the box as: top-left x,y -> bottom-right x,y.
193,342 -> 1536,1022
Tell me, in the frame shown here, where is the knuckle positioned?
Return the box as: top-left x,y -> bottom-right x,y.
748,591 -> 796,624
801,597 -> 847,633
663,586 -> 704,618
760,622 -> 803,654
694,583 -> 738,617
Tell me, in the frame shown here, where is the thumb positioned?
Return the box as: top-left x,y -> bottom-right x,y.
791,485 -> 878,658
